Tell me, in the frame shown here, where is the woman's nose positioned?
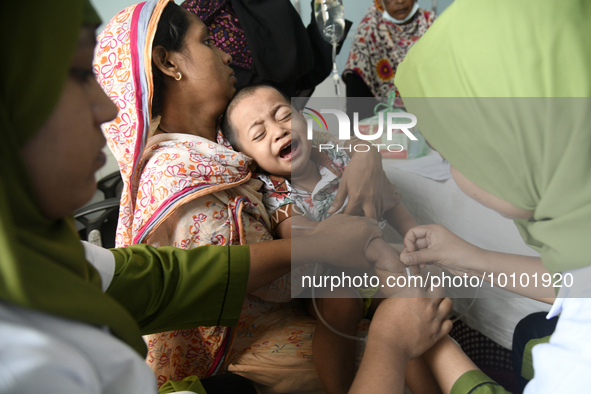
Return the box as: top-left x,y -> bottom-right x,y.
216,46 -> 233,66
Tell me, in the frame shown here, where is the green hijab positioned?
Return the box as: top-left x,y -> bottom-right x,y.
0,1 -> 146,356
395,0 -> 591,273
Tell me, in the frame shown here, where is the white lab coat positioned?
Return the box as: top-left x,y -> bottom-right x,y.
0,243 -> 196,394
525,265 -> 591,393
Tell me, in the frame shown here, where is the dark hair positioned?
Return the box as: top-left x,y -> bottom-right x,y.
221,83 -> 291,150
151,3 -> 191,118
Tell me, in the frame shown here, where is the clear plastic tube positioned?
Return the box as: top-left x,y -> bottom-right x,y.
311,263 -> 366,342
303,235 -> 478,338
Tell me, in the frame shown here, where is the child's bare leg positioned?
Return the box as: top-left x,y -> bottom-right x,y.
367,299 -> 442,394
305,289 -> 364,394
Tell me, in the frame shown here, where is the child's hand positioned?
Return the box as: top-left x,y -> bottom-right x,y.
365,238 -> 405,273
308,214 -> 382,270
374,267 -> 407,298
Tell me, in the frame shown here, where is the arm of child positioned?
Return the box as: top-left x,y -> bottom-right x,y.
365,238 -> 406,274
275,215 -> 319,239
384,203 -> 419,239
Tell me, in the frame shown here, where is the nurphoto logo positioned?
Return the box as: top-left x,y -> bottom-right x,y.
303,108 -> 417,153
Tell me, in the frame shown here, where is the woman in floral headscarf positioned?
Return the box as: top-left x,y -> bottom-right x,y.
94,0 -> 393,388
95,0 -> 282,385
343,0 -> 435,119
0,0 -> 385,393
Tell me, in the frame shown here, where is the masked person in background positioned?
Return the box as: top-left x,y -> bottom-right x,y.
343,0 -> 435,119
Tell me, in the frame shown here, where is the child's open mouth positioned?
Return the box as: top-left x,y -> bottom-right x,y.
279,140 -> 298,160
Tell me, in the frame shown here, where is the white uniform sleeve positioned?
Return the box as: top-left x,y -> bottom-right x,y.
81,241 -> 115,292
524,265 -> 591,393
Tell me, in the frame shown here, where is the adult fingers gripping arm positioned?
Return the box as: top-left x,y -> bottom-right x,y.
365,237 -> 406,273
330,140 -> 397,218
240,214 -> 382,294
294,214 -> 383,270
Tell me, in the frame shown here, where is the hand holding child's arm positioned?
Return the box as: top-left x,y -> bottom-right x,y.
330,142 -> 397,219
301,214 -> 383,270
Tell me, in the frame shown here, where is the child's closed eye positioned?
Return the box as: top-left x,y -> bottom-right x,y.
275,107 -> 291,122
253,130 -> 266,141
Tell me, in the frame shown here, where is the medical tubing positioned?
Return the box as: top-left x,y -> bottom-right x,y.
304,235 -> 477,337
292,225 -> 363,340
396,251 -> 479,323
311,263 -> 367,342
450,284 -> 479,323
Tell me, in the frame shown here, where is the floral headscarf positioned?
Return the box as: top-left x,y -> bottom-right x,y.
94,0 -> 265,248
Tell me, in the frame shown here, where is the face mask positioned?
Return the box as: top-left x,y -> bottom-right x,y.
382,1 -> 420,24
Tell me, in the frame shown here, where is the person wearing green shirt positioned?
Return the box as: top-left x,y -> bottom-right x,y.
0,1 -> 394,393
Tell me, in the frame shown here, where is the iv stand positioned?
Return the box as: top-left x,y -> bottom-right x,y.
331,42 -> 340,96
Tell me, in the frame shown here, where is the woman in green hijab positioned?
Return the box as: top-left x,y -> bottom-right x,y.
349,0 -> 591,393
0,1 -> 390,392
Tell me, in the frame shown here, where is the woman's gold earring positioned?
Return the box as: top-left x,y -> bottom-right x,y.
175,72 -> 182,81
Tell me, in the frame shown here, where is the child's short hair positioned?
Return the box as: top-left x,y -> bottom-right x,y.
221,83 -> 291,150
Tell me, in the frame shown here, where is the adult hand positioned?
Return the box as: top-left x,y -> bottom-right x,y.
329,147 -> 397,219
368,288 -> 453,361
400,224 -> 485,277
297,214 -> 383,270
